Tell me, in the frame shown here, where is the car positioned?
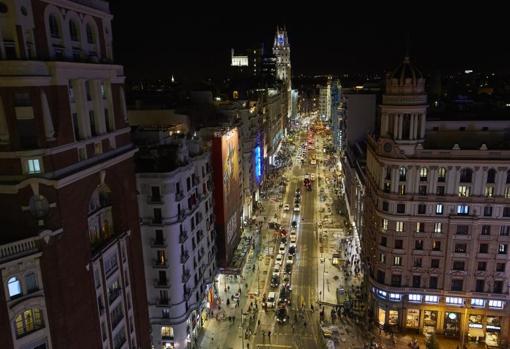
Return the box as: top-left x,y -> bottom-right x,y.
271,273 -> 280,288
294,204 -> 300,212
288,245 -> 296,256
304,174 -> 310,180
290,235 -> 297,243
275,254 -> 283,265
291,221 -> 298,228
286,255 -> 294,265
296,188 -> 301,194
273,264 -> 281,274
276,306 -> 288,323
278,284 -> 292,306
294,197 -> 300,205
280,236 -> 288,244
311,159 -> 317,165
279,244 -> 286,254
311,173 -> 316,181
285,263 -> 293,274
266,292 -> 276,308
283,204 -> 290,211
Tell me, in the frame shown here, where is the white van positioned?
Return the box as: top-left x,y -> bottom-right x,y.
266,292 -> 276,308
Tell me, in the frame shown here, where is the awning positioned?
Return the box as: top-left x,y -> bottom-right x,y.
468,328 -> 485,338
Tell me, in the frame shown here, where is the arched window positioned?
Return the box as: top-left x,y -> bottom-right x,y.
69,20 -> 79,41
161,326 -> 174,340
86,23 -> 95,44
14,308 -> 44,338
49,14 -> 60,38
7,277 -> 22,298
487,169 -> 496,184
460,168 -> 473,183
399,167 -> 407,181
419,167 -> 428,181
506,170 -> 510,184
25,273 -> 38,293
88,185 -> 114,245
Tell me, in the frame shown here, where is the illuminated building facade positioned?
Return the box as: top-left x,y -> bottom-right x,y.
0,0 -> 150,348
363,56 -> 510,346
135,136 -> 217,349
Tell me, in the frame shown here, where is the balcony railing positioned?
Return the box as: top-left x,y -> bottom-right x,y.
179,231 -> 188,243
175,191 -> 185,201
148,195 -> 163,204
154,278 -> 169,288
151,238 -> 166,247
0,236 -> 39,262
159,297 -> 170,305
108,287 -> 122,305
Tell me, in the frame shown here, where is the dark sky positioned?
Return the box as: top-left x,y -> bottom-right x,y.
109,2 -> 510,82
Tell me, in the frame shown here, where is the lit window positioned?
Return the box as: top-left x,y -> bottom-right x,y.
394,256 -> 402,266
379,253 -> 385,263
27,159 -> 41,174
7,277 -> 22,298
458,185 -> 470,197
14,308 -> 44,338
505,187 -> 510,199
488,300 -> 504,309
396,221 -> 404,232
457,204 -> 469,215
436,204 -> 443,215
377,289 -> 387,298
382,219 -> 388,231
424,295 -> 439,304
419,167 -> 428,180
485,186 -> 495,197
434,222 -> 442,233
445,297 -> 463,305
471,299 -> 485,307
389,293 -> 401,301
408,294 -> 422,302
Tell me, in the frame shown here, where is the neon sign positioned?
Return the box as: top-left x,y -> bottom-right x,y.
254,145 -> 262,183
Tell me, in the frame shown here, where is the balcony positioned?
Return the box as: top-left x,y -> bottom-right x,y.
147,195 -> 163,205
0,236 -> 40,263
151,238 -> 167,248
182,270 -> 191,283
159,297 -> 170,306
108,287 -> 122,305
175,191 -> 185,201
154,278 -> 170,288
180,251 -> 190,264
153,259 -> 168,268
179,231 -> 188,243
184,287 -> 192,299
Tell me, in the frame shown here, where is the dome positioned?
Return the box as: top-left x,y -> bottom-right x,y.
389,56 -> 423,85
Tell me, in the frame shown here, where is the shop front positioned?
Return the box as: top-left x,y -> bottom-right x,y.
423,310 -> 438,336
406,308 -> 420,329
376,305 -> 400,328
486,316 -> 501,348
444,312 -> 461,338
468,314 -> 484,343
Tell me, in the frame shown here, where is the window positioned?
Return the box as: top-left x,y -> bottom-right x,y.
424,295 -> 439,303
86,23 -> 95,44
153,208 -> 162,224
504,207 -> 510,217
89,111 -> 96,136
418,204 -> 426,214
460,168 -> 473,183
379,253 -> 386,263
419,185 -> 427,195
498,244 -> 507,254
456,225 -> 469,235
500,226 -> 510,236
393,256 -> 402,266
376,289 -> 387,298
27,159 -> 41,174
415,240 -> 423,250
14,308 -> 44,338
385,167 -> 392,180
432,240 -> 441,251
429,276 -> 438,289
389,293 -> 401,301
457,204 -> 469,215
436,204 -> 443,215
507,170 -> 510,184
484,206 -> 493,217
419,167 -> 428,181
416,222 -> 425,233
391,274 -> 401,287
396,221 -> 404,232
161,326 -> 174,340
398,184 -> 406,195
49,14 -> 60,38
7,277 -> 22,298
382,219 -> 388,231
451,279 -> 463,291
452,261 -> 465,271
383,182 -> 391,193
162,309 -> 170,319
445,297 -> 463,305
454,243 -> 467,253
481,225 -> 491,236
380,236 -> 387,247
399,167 -> 407,181
505,187 -> 510,199
69,20 -> 79,41
25,273 -> 38,293
485,186 -> 495,197
409,294 -> 422,302
493,281 -> 504,294
376,270 -> 385,284
414,258 -> 422,267
396,204 -> 405,214
412,275 -> 421,288
478,261 -> 487,271
479,244 -> 489,253
431,259 -> 440,268
434,222 -> 442,233
151,186 -> 161,202
436,186 -> 445,196
488,300 -> 504,309
471,299 -> 485,307
437,167 -> 446,182
394,239 -> 403,249
382,201 -> 389,212
496,263 -> 506,272
458,185 -> 471,197
487,169 -> 496,184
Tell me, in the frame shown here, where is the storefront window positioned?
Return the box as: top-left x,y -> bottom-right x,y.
378,308 -> 386,325
486,317 -> 501,347
406,309 -> 420,328
444,312 -> 461,337
388,310 -> 399,326
423,310 -> 438,336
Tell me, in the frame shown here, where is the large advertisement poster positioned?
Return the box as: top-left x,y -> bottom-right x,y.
221,128 -> 240,246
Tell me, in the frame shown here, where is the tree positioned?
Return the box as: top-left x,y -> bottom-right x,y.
426,333 -> 440,349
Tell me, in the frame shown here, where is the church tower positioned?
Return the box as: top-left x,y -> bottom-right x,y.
380,56 -> 427,154
273,26 -> 291,83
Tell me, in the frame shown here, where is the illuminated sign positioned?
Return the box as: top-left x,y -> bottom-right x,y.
254,145 -> 262,184
278,34 -> 284,45
487,325 -> 501,330
469,323 -> 483,328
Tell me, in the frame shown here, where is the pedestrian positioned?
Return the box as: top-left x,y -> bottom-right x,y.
268,331 -> 271,339
304,321 -> 307,328
258,319 -> 261,327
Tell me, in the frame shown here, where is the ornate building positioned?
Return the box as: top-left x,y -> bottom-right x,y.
273,26 -> 292,124
0,0 -> 150,348
363,56 -> 510,346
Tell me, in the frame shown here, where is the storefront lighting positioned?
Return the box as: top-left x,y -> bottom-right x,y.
424,295 -> 439,304
389,293 -> 401,301
445,297 -> 463,305
471,298 -> 485,307
408,294 -> 422,303
376,289 -> 387,299
488,300 -> 504,309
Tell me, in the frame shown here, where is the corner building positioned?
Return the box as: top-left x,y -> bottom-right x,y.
364,56 -> 510,346
0,0 -> 150,348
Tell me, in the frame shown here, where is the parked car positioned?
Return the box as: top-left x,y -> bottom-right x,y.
275,254 -> 283,265
266,292 -> 276,308
288,245 -> 296,256
294,204 -> 300,212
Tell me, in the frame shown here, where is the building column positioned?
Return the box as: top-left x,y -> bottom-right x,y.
398,114 -> 403,140
409,114 -> 415,140
420,114 -> 426,139
0,96 -> 9,143
393,114 -> 398,139
73,79 -> 92,138
40,90 -> 55,140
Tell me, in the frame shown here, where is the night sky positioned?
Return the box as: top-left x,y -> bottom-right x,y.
109,2 -> 510,82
